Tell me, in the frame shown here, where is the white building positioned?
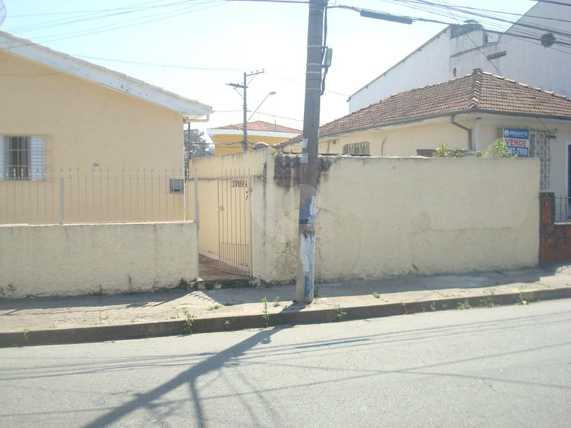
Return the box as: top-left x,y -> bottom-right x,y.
349,0 -> 571,112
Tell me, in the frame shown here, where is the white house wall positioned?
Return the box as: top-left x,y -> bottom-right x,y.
350,0 -> 571,112
348,29 -> 450,112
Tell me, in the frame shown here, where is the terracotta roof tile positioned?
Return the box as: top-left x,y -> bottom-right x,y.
319,69 -> 571,138
219,120 -> 300,134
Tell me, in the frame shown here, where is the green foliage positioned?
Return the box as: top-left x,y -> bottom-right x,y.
434,144 -> 467,158
185,128 -> 212,166
335,305 -> 348,322
182,310 -> 196,335
483,139 -> 514,159
262,297 -> 271,327
456,300 -> 471,310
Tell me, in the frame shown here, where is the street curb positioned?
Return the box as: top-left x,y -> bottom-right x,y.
1,286 -> 570,348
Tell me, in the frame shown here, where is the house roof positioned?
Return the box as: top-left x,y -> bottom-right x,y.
320,69 -> 571,138
0,31 -> 212,120
218,121 -> 301,134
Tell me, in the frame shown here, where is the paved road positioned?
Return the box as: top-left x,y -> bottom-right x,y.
1,300 -> 570,428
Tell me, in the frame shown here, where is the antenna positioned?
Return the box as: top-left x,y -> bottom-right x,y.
0,1 -> 6,27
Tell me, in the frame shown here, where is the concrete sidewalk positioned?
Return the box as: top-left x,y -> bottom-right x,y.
2,265 -> 571,347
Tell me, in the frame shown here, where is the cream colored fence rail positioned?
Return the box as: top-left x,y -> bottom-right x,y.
0,169 -> 193,224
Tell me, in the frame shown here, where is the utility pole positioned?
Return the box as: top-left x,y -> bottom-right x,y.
227,70 -> 264,152
296,0 -> 328,303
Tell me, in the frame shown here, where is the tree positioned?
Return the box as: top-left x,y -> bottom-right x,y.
184,128 -> 212,161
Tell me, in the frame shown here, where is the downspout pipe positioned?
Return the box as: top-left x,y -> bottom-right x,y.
450,115 -> 473,151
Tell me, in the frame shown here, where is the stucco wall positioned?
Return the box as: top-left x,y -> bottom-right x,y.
253,154 -> 540,282
320,118 -> 469,156
0,50 -> 186,224
0,222 -> 198,298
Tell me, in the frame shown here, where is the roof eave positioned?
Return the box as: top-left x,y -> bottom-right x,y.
321,109 -> 571,139
0,31 -> 212,118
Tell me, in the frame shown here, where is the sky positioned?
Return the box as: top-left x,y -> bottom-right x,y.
1,0 -> 536,132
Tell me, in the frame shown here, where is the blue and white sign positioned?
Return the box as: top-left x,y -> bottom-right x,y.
503,128 -> 529,157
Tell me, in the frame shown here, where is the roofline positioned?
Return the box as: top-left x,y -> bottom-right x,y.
347,26 -> 449,102
0,31 -> 212,119
320,110 -> 571,139
207,128 -> 300,139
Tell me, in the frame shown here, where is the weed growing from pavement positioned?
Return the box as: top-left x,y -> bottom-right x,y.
182,310 -> 196,334
518,292 -> 528,305
262,297 -> 271,327
372,292 -> 381,299
335,306 -> 348,322
457,300 -> 471,310
208,304 -> 221,311
273,297 -> 281,307
481,290 -> 496,307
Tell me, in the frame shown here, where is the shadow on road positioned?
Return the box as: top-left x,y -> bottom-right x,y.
82,326 -> 283,428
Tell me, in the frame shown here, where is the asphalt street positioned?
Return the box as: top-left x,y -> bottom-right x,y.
1,299 -> 570,427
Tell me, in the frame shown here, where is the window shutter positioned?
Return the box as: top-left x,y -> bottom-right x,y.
0,136 -> 5,180
30,136 -> 45,181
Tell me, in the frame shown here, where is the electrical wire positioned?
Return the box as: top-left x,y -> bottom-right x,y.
73,55 -> 243,72
2,1 -> 224,50
9,0 -> 199,35
393,0 -> 571,40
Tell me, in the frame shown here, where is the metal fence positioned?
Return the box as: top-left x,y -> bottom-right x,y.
554,195 -> 571,223
0,169 -> 193,225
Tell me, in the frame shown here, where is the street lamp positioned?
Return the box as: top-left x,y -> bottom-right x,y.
248,91 -> 277,121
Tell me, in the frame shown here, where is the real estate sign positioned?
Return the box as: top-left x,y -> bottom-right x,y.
503,128 -> 529,157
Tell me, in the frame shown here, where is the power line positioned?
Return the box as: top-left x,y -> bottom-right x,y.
2,1 -> 224,50
73,55 -> 242,72
6,0 -> 176,17
393,0 -> 571,40
10,0 -> 199,34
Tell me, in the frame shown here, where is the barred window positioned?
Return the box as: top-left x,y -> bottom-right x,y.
342,141 -> 370,156
7,136 -> 30,180
0,136 -> 46,181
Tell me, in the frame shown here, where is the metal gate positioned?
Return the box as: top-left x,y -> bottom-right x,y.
192,169 -> 254,277
216,173 -> 252,274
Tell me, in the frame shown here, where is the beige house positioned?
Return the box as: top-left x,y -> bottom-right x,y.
286,69 -> 571,210
208,120 -> 300,156
0,31 -> 211,224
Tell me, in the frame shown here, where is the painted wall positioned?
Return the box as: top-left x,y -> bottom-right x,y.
211,134 -> 294,156
251,153 -> 539,282
0,222 -> 199,298
320,117 -> 469,156
319,114 -> 571,201
0,49 -> 186,224
348,28 -> 451,112
350,1 -> 571,112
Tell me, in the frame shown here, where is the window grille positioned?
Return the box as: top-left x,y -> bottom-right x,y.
343,141 -> 370,156
169,178 -> 184,193
0,136 -> 45,181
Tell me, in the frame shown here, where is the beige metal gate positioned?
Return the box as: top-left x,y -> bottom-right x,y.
193,171 -> 253,277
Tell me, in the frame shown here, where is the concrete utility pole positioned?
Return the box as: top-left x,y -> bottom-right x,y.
227,70 -> 264,152
296,0 -> 328,304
